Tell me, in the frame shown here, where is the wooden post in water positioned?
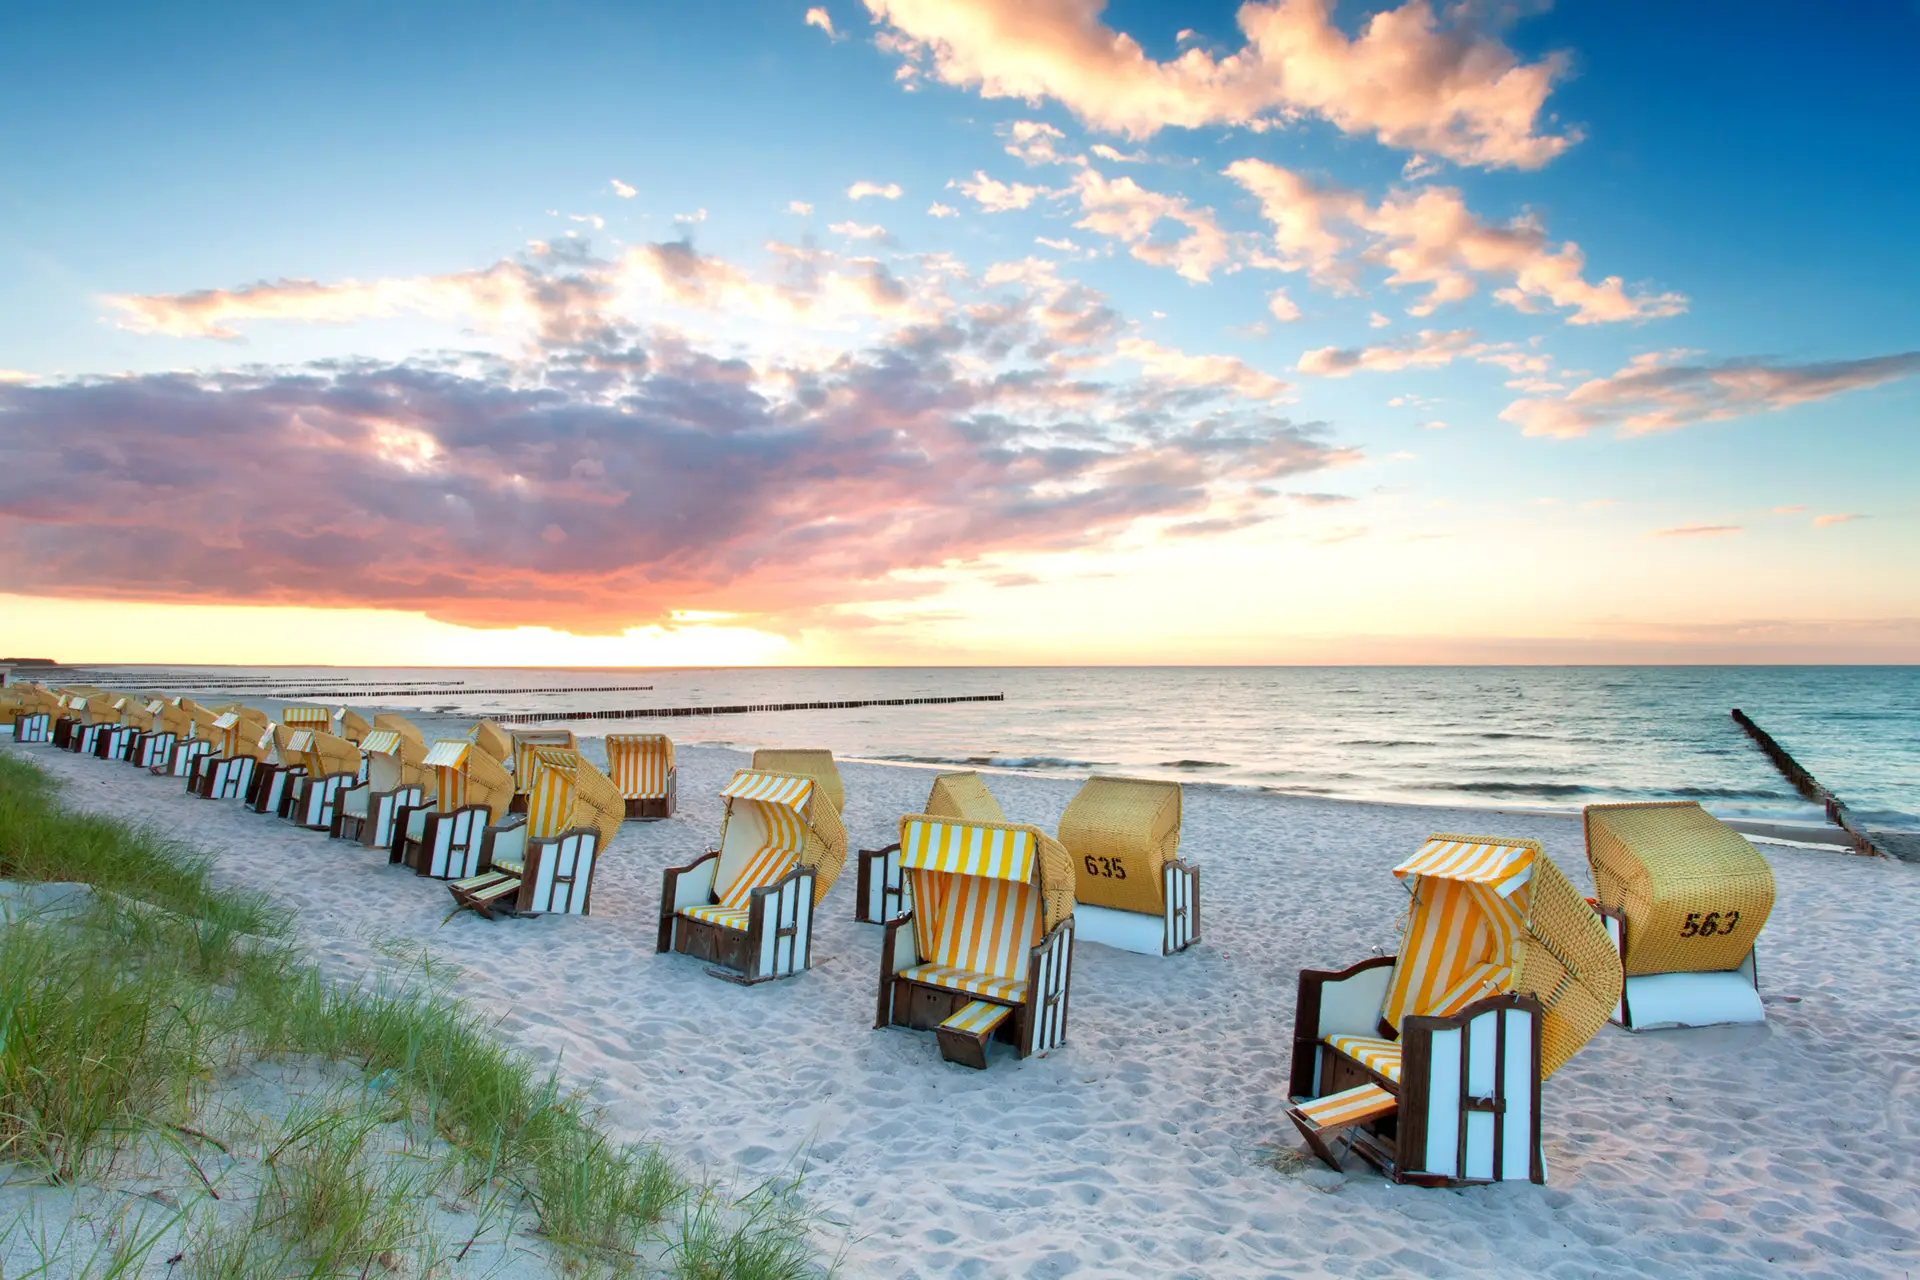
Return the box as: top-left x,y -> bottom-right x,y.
1731,709 -> 1886,857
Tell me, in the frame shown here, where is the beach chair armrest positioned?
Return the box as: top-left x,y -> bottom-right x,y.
481,817 -> 528,871
875,912 -> 919,1028
657,849 -> 720,953
1290,956 -> 1397,1098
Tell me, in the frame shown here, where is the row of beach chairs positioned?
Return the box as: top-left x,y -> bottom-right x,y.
2,679 -> 1778,1187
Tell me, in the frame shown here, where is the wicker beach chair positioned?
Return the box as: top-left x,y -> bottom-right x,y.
190,707 -> 271,800
331,719 -> 428,848
396,740 -> 515,879
606,733 -> 677,819
1057,776 -> 1197,956
92,695 -> 144,761
874,814 -> 1077,1069
751,748 -> 844,813
121,698 -> 168,766
855,771 -> 1006,924
332,707 -> 372,747
1584,802 -> 1774,1030
5,684 -> 57,743
448,746 -> 621,919
657,770 -> 847,983
244,723 -> 300,812
469,719 -> 512,766
68,693 -> 122,756
157,699 -> 215,776
507,729 -> 578,811
1286,834 -> 1621,1184
282,730 -> 362,829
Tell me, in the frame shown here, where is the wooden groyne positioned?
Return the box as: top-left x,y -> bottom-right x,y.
495,693 -> 1005,726
262,684 -> 654,699
1731,709 -> 1893,858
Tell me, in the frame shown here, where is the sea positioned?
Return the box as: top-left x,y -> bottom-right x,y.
51,665 -> 1920,829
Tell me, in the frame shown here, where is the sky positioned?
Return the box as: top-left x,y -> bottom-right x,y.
1,0 -> 1916,666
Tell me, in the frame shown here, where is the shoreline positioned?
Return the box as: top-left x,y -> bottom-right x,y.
9,737 -> 1918,1276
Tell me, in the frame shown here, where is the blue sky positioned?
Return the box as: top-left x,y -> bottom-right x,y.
1,1 -> 1915,664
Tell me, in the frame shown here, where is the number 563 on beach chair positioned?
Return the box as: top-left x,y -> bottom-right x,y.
1286,835 -> 1620,1185
657,770 -> 847,983
448,745 -> 622,919
874,815 -> 1076,1069
1584,802 -> 1774,1031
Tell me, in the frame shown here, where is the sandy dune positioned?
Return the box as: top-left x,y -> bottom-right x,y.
15,740 -> 1919,1278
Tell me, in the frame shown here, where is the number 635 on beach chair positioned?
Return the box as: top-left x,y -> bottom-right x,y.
1286,835 -> 1620,1184
657,770 -> 847,982
874,814 -> 1077,1069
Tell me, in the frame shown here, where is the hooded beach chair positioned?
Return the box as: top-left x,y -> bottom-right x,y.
606,733 -> 677,819
855,770 -> 1005,924
448,745 -> 622,918
1584,802 -> 1774,1031
874,814 -> 1077,1069
244,723 -> 298,811
191,707 -> 271,800
69,693 -> 120,756
93,696 -> 144,761
331,718 -> 428,848
332,706 -> 371,746
50,688 -> 102,751
1057,776 -> 1198,956
750,748 -> 843,813
123,698 -> 170,767
7,684 -> 58,744
282,730 -> 362,829
656,770 -> 849,983
1286,835 -> 1621,1184
468,718 -> 512,764
396,739 -> 515,878
158,699 -> 214,776
507,729 -> 578,811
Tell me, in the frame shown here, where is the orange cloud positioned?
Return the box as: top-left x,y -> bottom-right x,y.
1297,327 -> 1477,376
1813,513 -> 1865,527
1654,523 -> 1742,538
955,171 -> 1049,212
863,0 -> 1577,169
1504,350 -> 1920,438
1070,169 -> 1230,282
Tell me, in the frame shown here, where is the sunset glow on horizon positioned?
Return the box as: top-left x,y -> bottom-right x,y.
2,2 -> 1915,666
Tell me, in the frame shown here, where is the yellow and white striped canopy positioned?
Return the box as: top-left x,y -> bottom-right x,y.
1393,837 -> 1536,898
359,729 -> 403,756
282,706 -> 331,728
255,724 -> 280,752
285,730 -> 315,753
423,740 -> 471,770
211,712 -> 240,731
900,818 -> 1036,883
718,770 -> 813,811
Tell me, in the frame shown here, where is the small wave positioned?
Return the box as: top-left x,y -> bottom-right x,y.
1159,759 -> 1230,770
1477,732 -> 1556,741
1432,782 -> 1597,798
972,755 -> 1107,770
1337,739 -> 1435,748
1663,786 -> 1787,800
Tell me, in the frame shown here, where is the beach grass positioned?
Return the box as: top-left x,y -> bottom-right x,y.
0,752 -> 826,1277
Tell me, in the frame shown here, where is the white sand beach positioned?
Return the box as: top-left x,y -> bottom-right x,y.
13,740 -> 1920,1278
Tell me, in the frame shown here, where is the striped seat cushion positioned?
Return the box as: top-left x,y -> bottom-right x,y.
452,871 -> 520,906
1294,1083 -> 1398,1131
900,963 -> 1027,1004
681,904 -> 753,931
939,999 -> 1011,1038
1326,1034 -> 1403,1084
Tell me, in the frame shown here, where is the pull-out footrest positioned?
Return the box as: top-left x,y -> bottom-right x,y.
1287,1083 -> 1398,1170
936,1000 -> 1012,1070
448,866 -> 522,919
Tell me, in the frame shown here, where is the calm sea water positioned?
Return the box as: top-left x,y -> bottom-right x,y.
72,665 -> 1920,828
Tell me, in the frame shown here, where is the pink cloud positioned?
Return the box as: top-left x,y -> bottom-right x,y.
955,171 -> 1049,212
1297,328 -> 1477,376
1813,513 -> 1865,527
1070,169 -> 1230,282
1503,350 -> 1920,438
863,0 -> 1577,169
14,242 -> 1341,634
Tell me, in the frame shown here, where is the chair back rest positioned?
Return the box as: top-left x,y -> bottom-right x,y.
332,707 -> 371,743
1583,801 -> 1774,976
606,733 -> 675,800
925,771 -> 1005,824
751,748 -> 843,812
511,730 -> 578,793
469,719 -> 513,765
714,771 -> 813,905
524,745 -> 622,846
1057,775 -> 1182,915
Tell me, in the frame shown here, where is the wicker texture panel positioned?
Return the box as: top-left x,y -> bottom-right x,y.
469,719 -> 513,765
334,708 -> 372,743
306,731 -> 362,779
1057,775 -> 1182,916
1584,801 -> 1774,977
1512,853 -> 1622,1079
372,715 -> 431,787
802,785 -> 849,904
464,746 -> 514,823
925,772 -> 1006,823
751,749 -> 844,813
